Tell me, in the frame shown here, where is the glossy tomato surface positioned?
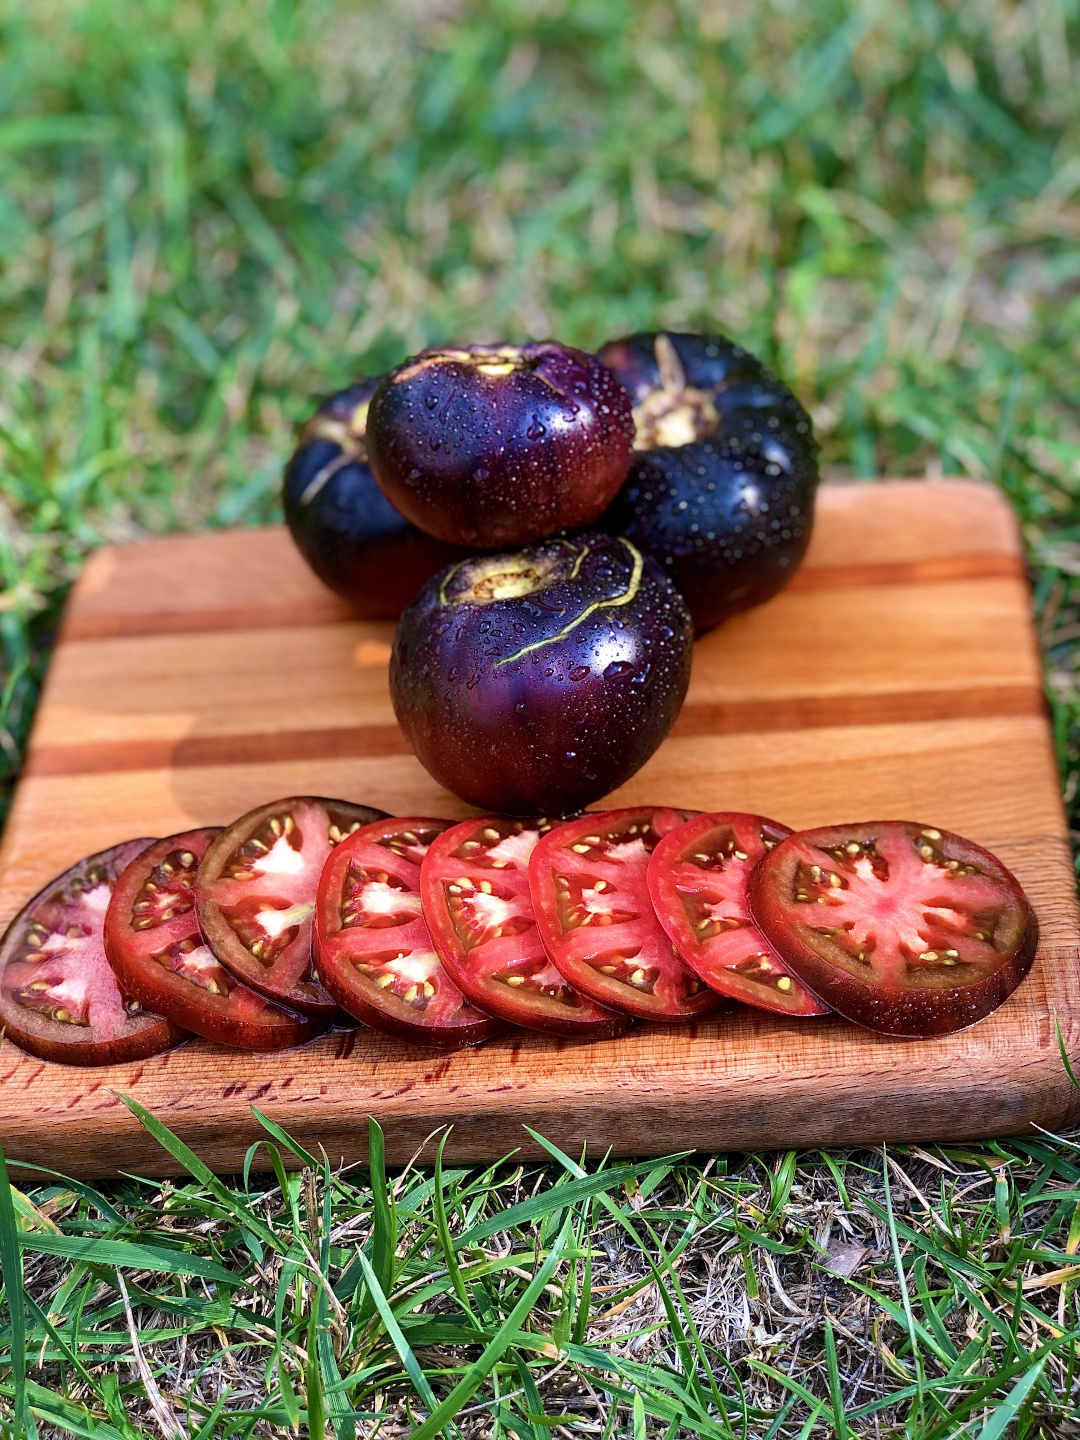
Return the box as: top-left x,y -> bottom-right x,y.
196,796 -> 387,1016
420,815 -> 632,1037
105,828 -> 320,1051
0,839 -> 186,1065
283,378 -> 469,615
391,533 -> 693,815
529,807 -> 723,1022
598,331 -> 818,634
648,812 -> 828,1016
366,342 -> 634,548
749,820 -> 1038,1037
315,816 -> 503,1048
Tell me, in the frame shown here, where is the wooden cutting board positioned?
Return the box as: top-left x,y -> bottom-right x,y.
1,479 -> 1078,1178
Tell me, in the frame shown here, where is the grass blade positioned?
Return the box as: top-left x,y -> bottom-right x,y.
977,1355 -> 1047,1440
404,1218 -> 573,1440
0,1141 -> 28,1440
19,1233 -> 241,1285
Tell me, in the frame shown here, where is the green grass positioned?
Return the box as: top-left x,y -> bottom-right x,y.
1,0 -> 1080,1433
4,1114 -> 1080,1439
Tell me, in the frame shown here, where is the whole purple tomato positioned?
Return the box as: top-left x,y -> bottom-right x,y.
390,533 -> 693,816
366,342 -> 635,548
283,379 -> 468,617
597,332 -> 819,635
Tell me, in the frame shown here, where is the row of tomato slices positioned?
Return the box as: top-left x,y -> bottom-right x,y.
0,796 -> 1037,1066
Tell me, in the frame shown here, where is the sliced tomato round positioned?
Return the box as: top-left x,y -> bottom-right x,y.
105,827 -> 321,1051
528,806 -> 723,1022
748,820 -> 1038,1037
419,816 -> 632,1038
648,812 -> 829,1017
315,816 -> 504,1048
195,796 -> 387,1017
0,839 -> 188,1066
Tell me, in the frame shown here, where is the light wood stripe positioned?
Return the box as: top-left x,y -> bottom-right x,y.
58,553 -> 1028,642
22,684 -> 1046,778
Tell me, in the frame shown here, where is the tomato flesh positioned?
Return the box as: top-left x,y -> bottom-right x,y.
105,827 -> 320,1050
315,816 -> 505,1048
648,812 -> 829,1017
529,806 -> 723,1021
420,816 -> 632,1037
195,796 -> 387,1016
748,820 -> 1038,1036
0,839 -> 187,1065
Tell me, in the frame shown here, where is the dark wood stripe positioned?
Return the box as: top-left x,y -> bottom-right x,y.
58,554 -> 1027,642
23,684 -> 1046,779
671,685 -> 1046,738
785,554 -> 1026,592
24,726 -> 412,778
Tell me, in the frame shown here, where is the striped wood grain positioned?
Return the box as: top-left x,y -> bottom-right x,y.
0,479 -> 1075,1177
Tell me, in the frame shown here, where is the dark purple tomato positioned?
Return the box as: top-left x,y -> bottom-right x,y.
0,839 -> 188,1066
283,379 -> 469,617
597,332 -> 819,635
390,532 -> 693,816
365,342 -> 635,548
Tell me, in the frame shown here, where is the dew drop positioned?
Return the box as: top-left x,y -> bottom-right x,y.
526,420 -> 546,440
569,664 -> 590,682
604,660 -> 635,681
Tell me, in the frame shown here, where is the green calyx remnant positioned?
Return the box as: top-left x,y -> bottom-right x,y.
296,402 -> 371,505
494,539 -> 645,669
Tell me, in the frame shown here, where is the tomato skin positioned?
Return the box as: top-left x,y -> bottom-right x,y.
0,839 -> 187,1066
195,796 -> 387,1017
390,533 -> 693,817
529,806 -> 724,1022
597,331 -> 818,635
648,812 -> 829,1017
420,815 -> 633,1038
105,828 -> 321,1051
315,816 -> 505,1049
366,342 -> 634,549
283,378 -> 469,615
749,820 -> 1039,1037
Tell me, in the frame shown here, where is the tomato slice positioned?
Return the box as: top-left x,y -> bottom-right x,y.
748,820 -> 1039,1037
105,827 -> 321,1051
0,839 -> 187,1066
529,806 -> 723,1022
648,812 -> 829,1017
419,816 -> 633,1038
315,816 -> 505,1048
195,796 -> 387,1016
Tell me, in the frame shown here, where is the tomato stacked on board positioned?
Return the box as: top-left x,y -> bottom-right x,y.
0,840 -> 186,1066
528,807 -> 724,1023
105,828 -> 320,1051
748,821 -> 1038,1037
648,812 -> 827,1017
315,816 -> 502,1048
420,815 -> 631,1038
1,796 -> 1040,1067
194,797 -> 387,1018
